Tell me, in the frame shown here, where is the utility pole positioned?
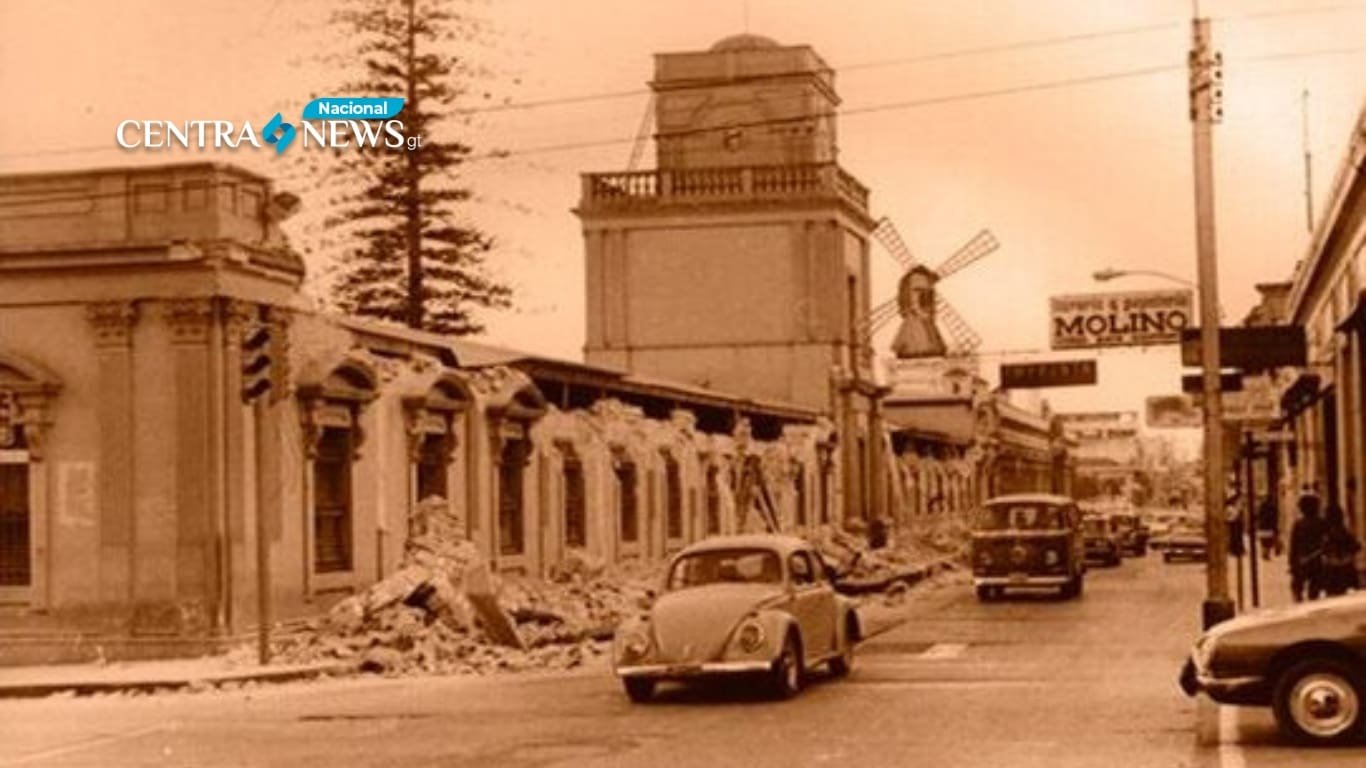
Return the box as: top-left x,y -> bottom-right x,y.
1301,89 -> 1315,233
1189,12 -> 1234,629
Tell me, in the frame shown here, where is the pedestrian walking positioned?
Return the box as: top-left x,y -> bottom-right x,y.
1320,503 -> 1361,597
1288,489 -> 1325,602
1256,495 -> 1280,559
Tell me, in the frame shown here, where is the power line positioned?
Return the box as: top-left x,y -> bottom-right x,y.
3,41 -> 1363,169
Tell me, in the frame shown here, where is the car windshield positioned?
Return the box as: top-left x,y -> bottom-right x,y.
975,504 -> 1065,531
1083,517 -> 1108,536
667,548 -> 783,590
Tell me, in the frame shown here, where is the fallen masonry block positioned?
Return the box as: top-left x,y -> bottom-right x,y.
464,563 -> 526,651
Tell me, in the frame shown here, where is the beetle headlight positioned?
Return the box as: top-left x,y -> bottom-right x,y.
617,627 -> 651,660
736,621 -> 766,654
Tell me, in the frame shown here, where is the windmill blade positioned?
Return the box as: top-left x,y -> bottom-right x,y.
855,297 -> 899,340
935,295 -> 983,355
934,228 -> 999,279
871,217 -> 920,272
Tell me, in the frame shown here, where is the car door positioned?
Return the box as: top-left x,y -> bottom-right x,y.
787,550 -> 835,661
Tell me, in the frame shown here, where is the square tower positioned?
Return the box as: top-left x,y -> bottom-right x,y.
576,34 -> 876,413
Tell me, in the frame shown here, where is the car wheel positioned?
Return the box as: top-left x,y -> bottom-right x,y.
1272,658 -> 1364,745
1163,552 -> 1173,563
622,678 -> 655,703
828,616 -> 858,677
770,632 -> 804,699
975,585 -> 996,602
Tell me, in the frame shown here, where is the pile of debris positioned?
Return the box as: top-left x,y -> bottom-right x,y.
270,499 -> 655,676
811,521 -> 964,595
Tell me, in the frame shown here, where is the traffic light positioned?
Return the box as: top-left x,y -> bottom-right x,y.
241,321 -> 272,403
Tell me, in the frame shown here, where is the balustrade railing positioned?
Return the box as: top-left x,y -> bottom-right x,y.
581,162 -> 869,212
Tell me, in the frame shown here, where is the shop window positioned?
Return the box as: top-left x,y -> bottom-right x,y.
313,427 -> 353,573
499,439 -> 527,555
563,454 -> 586,549
665,455 -> 683,539
617,460 -> 639,543
415,433 -> 448,501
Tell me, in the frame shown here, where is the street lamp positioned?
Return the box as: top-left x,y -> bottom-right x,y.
1092,268 -> 1196,288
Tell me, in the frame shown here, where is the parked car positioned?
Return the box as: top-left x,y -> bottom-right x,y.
1180,593 -> 1366,745
1162,521 -> 1208,563
1082,514 -> 1123,567
970,493 -> 1086,600
612,534 -> 861,702
1110,512 -> 1149,557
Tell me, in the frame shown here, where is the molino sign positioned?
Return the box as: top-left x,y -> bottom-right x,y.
1049,290 -> 1193,350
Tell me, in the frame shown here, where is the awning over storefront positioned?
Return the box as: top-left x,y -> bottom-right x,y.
1279,372 -> 1324,420
1336,289 -> 1366,334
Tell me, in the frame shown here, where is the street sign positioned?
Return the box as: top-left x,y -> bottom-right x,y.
1146,394 -> 1202,429
1000,359 -> 1097,389
1180,326 -> 1306,369
1181,372 -> 1242,394
1050,290 -> 1193,350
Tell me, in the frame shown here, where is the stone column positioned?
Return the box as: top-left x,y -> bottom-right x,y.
165,298 -> 217,634
87,301 -> 137,620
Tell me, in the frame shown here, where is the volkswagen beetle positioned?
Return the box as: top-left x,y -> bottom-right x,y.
612,534 -> 861,702
1180,593 -> 1366,745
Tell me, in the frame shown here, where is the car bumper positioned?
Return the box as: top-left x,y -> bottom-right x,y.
616,660 -> 773,679
973,574 -> 1071,587
1179,657 -> 1268,705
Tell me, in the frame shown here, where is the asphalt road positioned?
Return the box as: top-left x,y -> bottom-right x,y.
2,554 -> 1363,768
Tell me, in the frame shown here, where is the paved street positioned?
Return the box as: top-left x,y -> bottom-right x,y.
3,554 -> 1361,768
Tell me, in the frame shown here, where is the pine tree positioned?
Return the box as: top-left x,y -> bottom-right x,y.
325,0 -> 510,334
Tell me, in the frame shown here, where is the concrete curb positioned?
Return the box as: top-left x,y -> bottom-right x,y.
0,661 -> 354,699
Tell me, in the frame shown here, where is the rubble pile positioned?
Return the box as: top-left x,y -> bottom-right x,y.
270,500 -> 654,676
812,522 -> 965,591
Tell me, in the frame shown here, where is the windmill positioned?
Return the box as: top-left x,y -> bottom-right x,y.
861,217 -> 998,360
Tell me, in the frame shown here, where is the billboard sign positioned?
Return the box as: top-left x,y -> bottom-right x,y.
1000,359 -> 1097,389
1050,290 -> 1193,350
1146,395 -> 1202,429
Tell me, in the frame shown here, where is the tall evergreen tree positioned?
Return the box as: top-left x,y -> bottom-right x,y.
326,0 -> 510,334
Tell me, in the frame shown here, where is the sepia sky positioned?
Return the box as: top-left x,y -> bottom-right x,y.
2,0 -> 1363,431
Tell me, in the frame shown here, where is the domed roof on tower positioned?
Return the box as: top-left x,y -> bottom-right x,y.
709,33 -> 781,52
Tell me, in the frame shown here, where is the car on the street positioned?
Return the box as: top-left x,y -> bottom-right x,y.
1162,521 -> 1208,562
1082,514 -> 1123,567
612,534 -> 861,702
1180,593 -> 1366,745
1110,511 -> 1149,557
970,493 -> 1086,600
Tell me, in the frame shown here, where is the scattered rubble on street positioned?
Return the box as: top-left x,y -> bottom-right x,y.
269,498 -> 656,677
257,498 -> 964,679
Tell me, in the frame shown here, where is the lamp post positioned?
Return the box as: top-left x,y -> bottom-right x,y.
1092,268 -> 1196,288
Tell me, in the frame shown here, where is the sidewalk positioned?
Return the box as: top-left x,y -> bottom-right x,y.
0,654 -> 352,699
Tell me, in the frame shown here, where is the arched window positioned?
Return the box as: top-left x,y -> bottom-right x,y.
298,355 -> 378,576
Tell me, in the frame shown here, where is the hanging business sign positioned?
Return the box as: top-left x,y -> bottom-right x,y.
1179,326 -> 1307,369
1000,359 -> 1098,389
1049,290 -> 1194,350
1145,394 -> 1202,429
